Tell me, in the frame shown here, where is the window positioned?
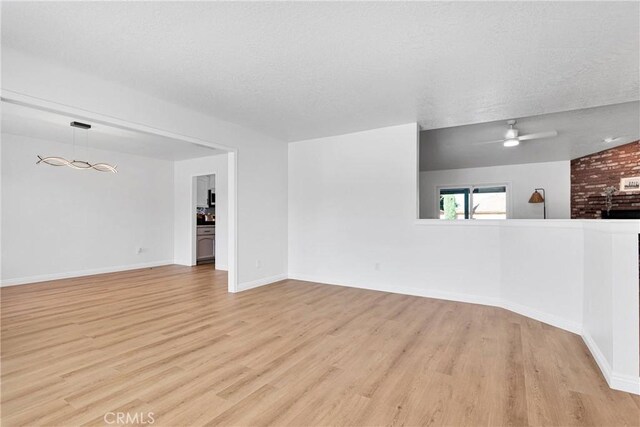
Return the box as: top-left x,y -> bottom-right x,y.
438,185 -> 508,220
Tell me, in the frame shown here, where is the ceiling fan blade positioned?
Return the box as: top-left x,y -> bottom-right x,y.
518,130 -> 557,141
472,139 -> 505,146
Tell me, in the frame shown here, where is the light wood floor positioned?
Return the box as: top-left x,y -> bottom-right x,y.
1,265 -> 639,426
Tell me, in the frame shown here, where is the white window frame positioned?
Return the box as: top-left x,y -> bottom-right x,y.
435,182 -> 512,220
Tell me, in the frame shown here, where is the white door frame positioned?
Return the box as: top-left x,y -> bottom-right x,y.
1,90 -> 239,292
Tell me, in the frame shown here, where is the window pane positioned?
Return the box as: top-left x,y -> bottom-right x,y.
471,186 -> 507,219
439,188 -> 469,219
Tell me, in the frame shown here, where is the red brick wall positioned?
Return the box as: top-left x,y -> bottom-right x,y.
570,140 -> 640,219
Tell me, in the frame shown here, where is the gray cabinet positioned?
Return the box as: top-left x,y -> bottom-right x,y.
196,226 -> 215,262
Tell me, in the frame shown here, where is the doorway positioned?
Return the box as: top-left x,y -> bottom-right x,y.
195,174 -> 216,266
0,94 -> 238,292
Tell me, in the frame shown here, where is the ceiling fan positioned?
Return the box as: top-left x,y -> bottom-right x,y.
475,120 -> 558,147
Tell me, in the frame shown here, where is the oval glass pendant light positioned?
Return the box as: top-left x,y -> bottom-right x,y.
36,121 -> 117,173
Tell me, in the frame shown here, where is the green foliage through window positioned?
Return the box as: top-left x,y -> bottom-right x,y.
442,195 -> 458,220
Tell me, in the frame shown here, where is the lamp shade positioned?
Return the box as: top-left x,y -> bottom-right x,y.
528,190 -> 545,204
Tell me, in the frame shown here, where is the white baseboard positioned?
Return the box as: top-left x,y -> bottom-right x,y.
289,273 -> 501,307
0,260 -> 174,287
582,332 -> 640,395
610,372 -> 640,395
289,273 -> 581,334
215,264 -> 228,271
235,273 -> 288,293
501,300 -> 582,335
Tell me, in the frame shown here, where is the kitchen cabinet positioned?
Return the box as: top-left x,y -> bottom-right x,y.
196,226 -> 215,263
196,175 -> 216,207
196,176 -> 209,207
197,236 -> 214,261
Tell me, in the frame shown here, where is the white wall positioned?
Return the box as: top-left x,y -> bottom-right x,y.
583,222 -> 640,394
420,161 -> 571,219
499,222 -> 584,331
2,47 -> 288,289
1,133 -> 174,284
289,123 -> 639,394
289,124 -> 502,304
288,124 -> 580,326
174,153 -> 228,269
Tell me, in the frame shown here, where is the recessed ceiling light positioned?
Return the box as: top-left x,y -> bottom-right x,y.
503,138 -> 520,147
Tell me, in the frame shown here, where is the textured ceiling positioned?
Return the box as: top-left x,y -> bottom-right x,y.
420,102 -> 640,171
2,2 -> 639,142
1,102 -> 223,161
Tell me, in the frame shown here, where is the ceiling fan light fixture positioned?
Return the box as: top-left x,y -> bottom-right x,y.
474,119 -> 556,147
503,138 -> 520,147
505,120 -> 518,139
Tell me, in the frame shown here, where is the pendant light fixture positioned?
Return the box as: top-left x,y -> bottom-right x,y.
36,121 -> 117,173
